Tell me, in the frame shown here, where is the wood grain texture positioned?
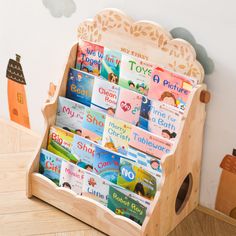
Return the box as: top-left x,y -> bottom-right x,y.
26,9 -> 208,236
1,117 -> 236,236
77,9 -> 204,83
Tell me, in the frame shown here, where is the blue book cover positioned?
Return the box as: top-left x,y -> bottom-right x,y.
71,135 -> 95,171
66,68 -> 95,107
39,149 -> 62,186
100,48 -> 122,84
93,145 -> 121,184
81,107 -> 106,144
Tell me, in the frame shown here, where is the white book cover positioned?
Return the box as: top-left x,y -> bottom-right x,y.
59,160 -> 85,195
82,171 -> 110,206
91,77 -> 120,115
56,96 -> 86,133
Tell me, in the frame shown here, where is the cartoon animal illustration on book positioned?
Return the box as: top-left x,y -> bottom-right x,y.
6,54 -> 30,128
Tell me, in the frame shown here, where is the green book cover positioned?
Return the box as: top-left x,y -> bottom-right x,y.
117,158 -> 157,200
108,186 -> 146,225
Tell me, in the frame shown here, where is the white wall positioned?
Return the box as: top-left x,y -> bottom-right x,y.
1,0 -> 236,209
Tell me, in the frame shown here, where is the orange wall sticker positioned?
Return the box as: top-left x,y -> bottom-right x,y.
6,54 -> 30,128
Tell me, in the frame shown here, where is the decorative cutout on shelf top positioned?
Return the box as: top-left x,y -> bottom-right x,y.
77,9 -> 204,83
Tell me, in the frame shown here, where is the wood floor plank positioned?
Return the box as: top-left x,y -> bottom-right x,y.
0,210 -> 91,236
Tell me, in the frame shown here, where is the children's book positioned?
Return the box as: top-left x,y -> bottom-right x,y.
59,160 -> 84,195
76,39 -> 104,76
81,107 -> 106,144
117,158 -> 157,200
91,78 -> 120,115
108,186 -> 147,225
93,145 -> 121,184
102,116 -> 132,155
113,185 -> 151,214
47,126 -> 78,164
39,149 -> 62,186
129,126 -> 173,159
139,97 -> 182,140
56,96 -> 86,134
66,68 -> 95,107
119,55 -> 154,95
82,171 -> 110,206
148,67 -> 196,110
71,135 -> 95,171
115,88 -> 142,125
100,48 -> 122,84
127,146 -> 162,177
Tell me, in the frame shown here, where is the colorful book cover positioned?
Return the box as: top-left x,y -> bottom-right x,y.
93,145 -> 121,184
148,67 -> 196,110
76,39 -> 104,76
113,185 -> 151,214
91,78 -> 120,115
71,135 -> 94,171
81,107 -> 106,144
138,97 -> 182,140
129,126 -> 173,159
127,146 -> 162,177
100,48 -> 122,84
47,126 -> 78,164
115,88 -> 142,125
108,186 -> 147,225
66,68 -> 95,107
59,160 -> 84,195
102,116 -> 132,155
117,158 -> 157,200
39,149 -> 62,186
82,171 -> 110,206
56,96 -> 86,134
119,55 -> 154,95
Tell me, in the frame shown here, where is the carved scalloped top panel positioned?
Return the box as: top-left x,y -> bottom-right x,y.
77,9 -> 204,83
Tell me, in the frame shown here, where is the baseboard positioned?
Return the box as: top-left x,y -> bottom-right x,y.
197,205 -> 236,226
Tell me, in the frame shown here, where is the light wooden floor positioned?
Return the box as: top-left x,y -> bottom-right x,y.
0,119 -> 236,236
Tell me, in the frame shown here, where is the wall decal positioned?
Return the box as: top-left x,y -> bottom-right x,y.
170,27 -> 214,75
42,0 -> 76,18
215,150 -> 236,219
6,54 -> 31,128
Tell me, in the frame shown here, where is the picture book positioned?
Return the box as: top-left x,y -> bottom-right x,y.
91,77 -> 120,115
39,149 -> 62,186
82,171 -> 110,206
102,116 -> 132,155
66,68 -> 95,107
76,39 -> 104,76
138,97 -> 182,140
47,126 -> 78,164
59,160 -> 84,195
93,145 -> 121,184
108,186 -> 147,225
56,96 -> 86,134
115,88 -> 142,125
127,146 -> 162,177
100,48 -> 122,84
117,158 -> 157,200
71,135 -> 95,171
119,54 -> 154,95
81,107 -> 106,144
113,185 -> 151,214
129,126 -> 173,159
148,67 -> 196,110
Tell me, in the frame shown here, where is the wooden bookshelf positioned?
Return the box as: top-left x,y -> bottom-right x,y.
26,9 -> 209,236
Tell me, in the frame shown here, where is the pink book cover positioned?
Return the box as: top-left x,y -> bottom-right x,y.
129,126 -> 173,159
115,88 -> 142,125
148,67 -> 196,111
76,39 -> 104,76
